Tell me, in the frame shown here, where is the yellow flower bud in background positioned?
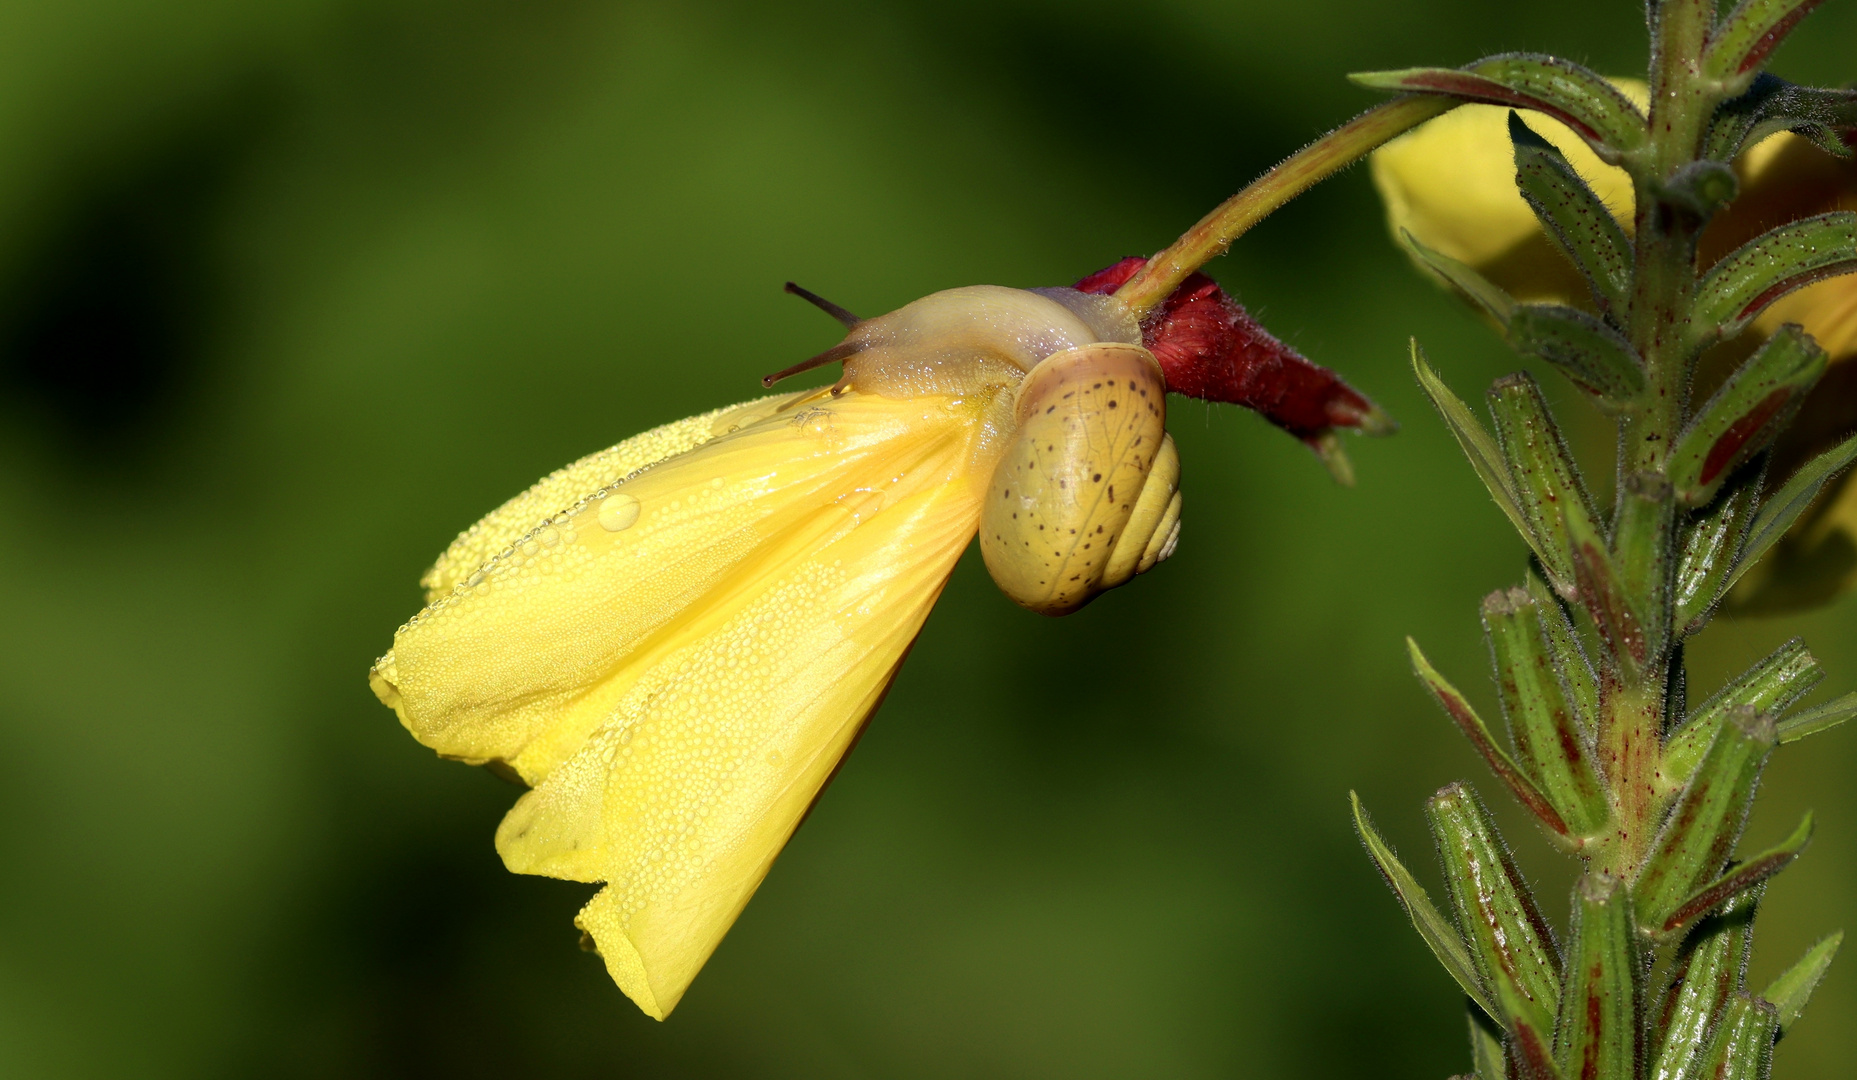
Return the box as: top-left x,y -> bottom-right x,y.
1369,83 -> 1643,309
1370,88 -> 1857,614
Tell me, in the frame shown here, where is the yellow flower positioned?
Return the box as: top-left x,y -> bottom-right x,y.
1370,91 -> 1639,306
369,284 -> 1185,1018
1370,94 -> 1857,612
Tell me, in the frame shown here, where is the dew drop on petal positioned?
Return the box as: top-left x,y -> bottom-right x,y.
599,493 -> 642,532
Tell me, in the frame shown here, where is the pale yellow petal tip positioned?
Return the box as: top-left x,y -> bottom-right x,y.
369,652 -> 405,715
577,892 -> 678,1020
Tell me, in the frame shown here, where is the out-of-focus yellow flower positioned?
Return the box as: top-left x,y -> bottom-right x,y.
1370,91 -> 1857,613
1370,83 -> 1645,308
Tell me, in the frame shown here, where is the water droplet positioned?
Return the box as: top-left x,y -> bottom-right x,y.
599,493 -> 642,532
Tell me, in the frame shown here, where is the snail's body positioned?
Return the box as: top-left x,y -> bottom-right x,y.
371,283 -> 1185,1017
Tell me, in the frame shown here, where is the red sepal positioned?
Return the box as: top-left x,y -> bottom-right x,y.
1075,256 -> 1391,448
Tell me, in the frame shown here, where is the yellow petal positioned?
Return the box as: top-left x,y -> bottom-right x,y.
1370,85 -> 1642,303
508,474 -> 983,1017
374,390 -> 987,783
419,393 -> 804,602
372,387 -> 999,1016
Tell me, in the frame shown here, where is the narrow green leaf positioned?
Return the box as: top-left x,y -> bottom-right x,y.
1525,571 -> 1598,736
1482,589 -> 1609,836
1660,639 -> 1820,797
1409,638 -> 1570,836
1694,212 -> 1857,341
1706,76 -> 1857,162
1565,495 -> 1649,677
1693,995 -> 1778,1080
1777,689 -> 1857,742
1352,54 -> 1646,159
1724,432 -> 1857,595
1659,813 -> 1814,935
1509,1017 -> 1568,1080
1762,930 -> 1842,1035
1639,707 -> 1778,934
1487,375 -> 1597,593
1653,889 -> 1760,1080
1703,0 -> 1829,81
1675,468 -> 1760,635
1670,326 -> 1826,506
1411,343 -> 1544,565
1470,1005 -> 1506,1080
1402,230 -> 1516,324
1508,112 -> 1633,315
1554,874 -> 1641,1080
1352,791 -> 1499,1019
1508,304 -> 1647,409
1428,784 -> 1563,1034
1612,472 -> 1676,665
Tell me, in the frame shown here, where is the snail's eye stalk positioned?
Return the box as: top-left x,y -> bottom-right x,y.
784,281 -> 861,328
762,340 -> 862,388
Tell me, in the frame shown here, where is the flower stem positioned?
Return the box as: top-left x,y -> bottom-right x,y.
1115,95 -> 1456,318
1607,0 -> 1721,872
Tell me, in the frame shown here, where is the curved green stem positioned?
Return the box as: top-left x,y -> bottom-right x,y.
1115,95 -> 1456,317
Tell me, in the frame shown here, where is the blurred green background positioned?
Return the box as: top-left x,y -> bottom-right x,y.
1,1 -> 1853,1077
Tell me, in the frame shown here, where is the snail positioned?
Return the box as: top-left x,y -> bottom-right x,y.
777,282 -> 1183,615
370,259 -> 1390,1019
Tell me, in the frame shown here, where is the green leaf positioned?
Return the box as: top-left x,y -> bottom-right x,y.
1352,54 -> 1646,160
1693,995 -> 1779,1080
1658,812 -> 1814,935
1675,466 -> 1761,634
1507,112 -> 1633,316
1525,571 -> 1597,736
1408,638 -> 1570,836
1564,493 -> 1650,677
1669,326 -> 1825,506
1486,375 -> 1598,593
1762,930 -> 1842,1035
1481,589 -> 1609,837
1638,707 -> 1778,934
1703,0 -> 1829,82
1611,472 -> 1676,665
1469,1006 -> 1506,1080
1777,689 -> 1857,742
1401,230 -> 1516,324
1507,304 -> 1647,409
1724,431 -> 1857,595
1411,343 -> 1545,564
1351,791 -> 1499,1019
1553,874 -> 1641,1080
1660,639 -> 1821,797
1653,890 -> 1760,1080
1694,212 -> 1857,342
1706,76 -> 1857,161
1427,784 -> 1564,1035
1508,1017 -> 1567,1080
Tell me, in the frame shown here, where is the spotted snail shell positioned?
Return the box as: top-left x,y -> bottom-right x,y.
979,342 -> 1180,615
796,282 -> 1182,616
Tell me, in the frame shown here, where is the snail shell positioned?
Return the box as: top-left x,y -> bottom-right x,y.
808,283 -> 1182,615
979,341 -> 1181,615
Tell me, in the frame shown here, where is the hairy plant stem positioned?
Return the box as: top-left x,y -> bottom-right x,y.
1608,0 -> 1719,878
1115,95 -> 1454,318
